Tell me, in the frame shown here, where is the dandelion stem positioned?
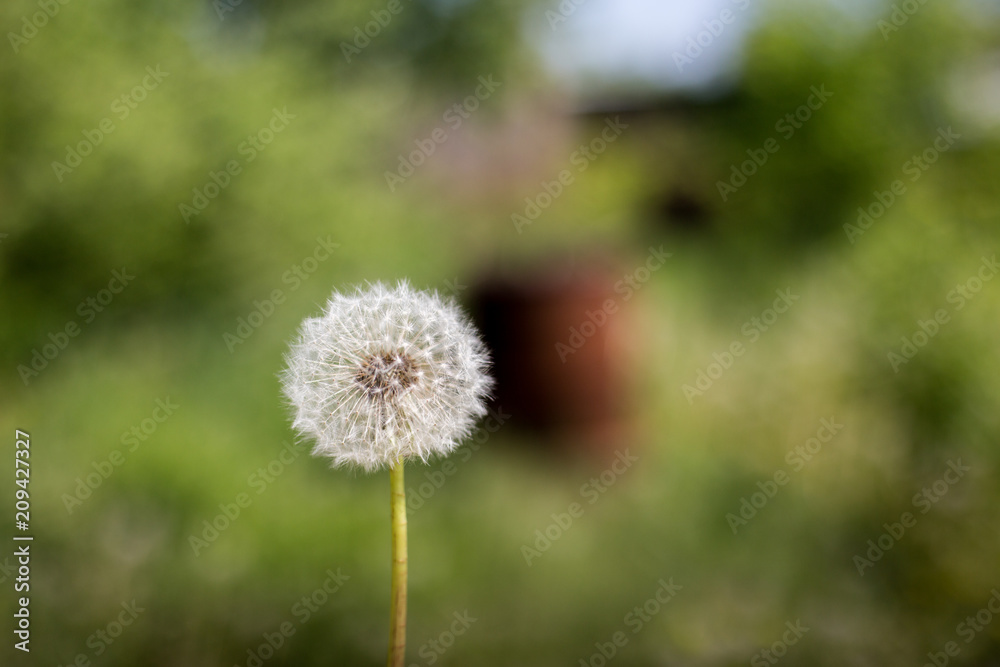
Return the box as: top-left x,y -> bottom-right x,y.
387,458 -> 407,667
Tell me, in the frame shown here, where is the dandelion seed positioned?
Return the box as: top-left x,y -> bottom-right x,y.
281,280 -> 492,472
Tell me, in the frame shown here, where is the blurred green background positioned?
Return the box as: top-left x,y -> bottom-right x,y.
2,0 -> 1000,665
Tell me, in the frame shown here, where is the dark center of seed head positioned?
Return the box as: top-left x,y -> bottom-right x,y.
355,351 -> 418,399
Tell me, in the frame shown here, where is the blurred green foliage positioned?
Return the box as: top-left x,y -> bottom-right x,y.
2,0 -> 1000,665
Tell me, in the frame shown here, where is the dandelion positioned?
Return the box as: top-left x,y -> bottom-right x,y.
281,280 -> 492,666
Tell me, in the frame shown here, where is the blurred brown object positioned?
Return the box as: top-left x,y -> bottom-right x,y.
469,256 -> 633,463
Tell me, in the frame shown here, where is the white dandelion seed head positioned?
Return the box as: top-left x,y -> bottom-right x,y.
281,281 -> 493,473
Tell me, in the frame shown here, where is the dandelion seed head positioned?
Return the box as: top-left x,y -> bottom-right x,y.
281,281 -> 492,472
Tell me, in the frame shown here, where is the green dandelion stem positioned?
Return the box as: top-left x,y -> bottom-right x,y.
387,458 -> 408,667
